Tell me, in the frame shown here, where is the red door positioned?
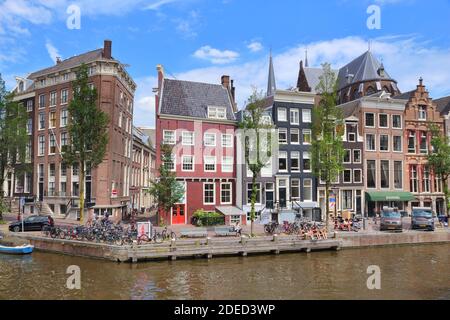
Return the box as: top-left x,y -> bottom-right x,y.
172,204 -> 186,225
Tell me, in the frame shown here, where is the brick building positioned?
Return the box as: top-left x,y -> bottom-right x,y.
13,40 -> 136,220
154,65 -> 241,225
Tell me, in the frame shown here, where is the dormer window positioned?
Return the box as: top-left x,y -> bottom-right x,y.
208,106 -> 227,120
419,106 -> 427,121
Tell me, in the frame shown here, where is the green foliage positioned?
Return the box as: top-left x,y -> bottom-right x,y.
192,210 -> 224,227
63,64 -> 109,222
428,124 -> 450,214
239,88 -> 275,236
0,73 -> 30,220
310,63 -> 345,226
0,197 -> 8,220
149,144 -> 185,213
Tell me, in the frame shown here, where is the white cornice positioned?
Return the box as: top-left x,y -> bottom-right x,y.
274,89 -> 315,105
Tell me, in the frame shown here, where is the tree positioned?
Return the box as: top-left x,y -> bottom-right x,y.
63,64 -> 109,223
149,144 -> 185,224
239,89 -> 274,237
428,124 -> 450,216
0,73 -> 29,221
310,63 -> 345,229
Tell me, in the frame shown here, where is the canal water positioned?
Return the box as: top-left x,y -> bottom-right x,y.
0,244 -> 449,300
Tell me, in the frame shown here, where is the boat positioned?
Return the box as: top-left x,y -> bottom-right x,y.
0,244 -> 34,255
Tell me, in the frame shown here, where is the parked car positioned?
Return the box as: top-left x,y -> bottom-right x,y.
380,210 -> 403,232
9,215 -> 52,233
411,208 -> 435,231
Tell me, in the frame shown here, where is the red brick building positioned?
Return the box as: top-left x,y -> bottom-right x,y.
155,65 -> 242,225
16,40 -> 136,220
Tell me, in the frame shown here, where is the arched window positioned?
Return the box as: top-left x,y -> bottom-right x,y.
366,86 -> 376,95
352,89 -> 360,100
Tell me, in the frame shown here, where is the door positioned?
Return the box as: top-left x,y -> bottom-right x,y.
172,204 -> 186,225
39,183 -> 44,202
279,188 -> 287,209
266,191 -> 274,209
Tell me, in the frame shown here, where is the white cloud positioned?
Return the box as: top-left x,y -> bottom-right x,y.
247,41 -> 263,53
194,46 -> 239,64
45,40 -> 61,64
145,0 -> 179,11
133,76 -> 158,128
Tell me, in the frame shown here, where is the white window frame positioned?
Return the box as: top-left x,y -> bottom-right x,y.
291,152 -> 300,172
302,109 -> 312,123
208,106 -> 227,120
379,113 -> 389,129
343,149 -> 351,164
182,131 -> 195,146
203,183 -> 216,205
182,155 -> 194,172
278,128 -> 288,144
303,179 -> 313,202
302,129 -> 312,145
393,135 -> 403,153
277,108 -> 287,122
38,135 -> 45,156
365,112 -> 376,128
303,152 -> 311,173
278,151 -> 288,172
163,130 -> 176,145
290,108 -> 300,125
220,183 -> 232,205
366,134 -> 376,152
204,156 -> 217,172
291,179 -> 301,201
221,134 -> 233,148
353,169 -> 362,183
353,149 -> 362,164
392,114 -> 402,129
222,156 -> 234,173
380,134 -> 390,152
290,128 -> 300,145
60,109 -> 68,128
204,133 -> 216,147
343,169 -> 352,184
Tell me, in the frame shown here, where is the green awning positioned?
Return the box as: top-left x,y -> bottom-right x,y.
366,191 -> 415,202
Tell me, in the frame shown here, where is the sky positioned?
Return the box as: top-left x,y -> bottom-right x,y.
1,0 -> 450,128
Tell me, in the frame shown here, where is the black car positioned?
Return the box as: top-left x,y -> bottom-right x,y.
9,215 -> 52,232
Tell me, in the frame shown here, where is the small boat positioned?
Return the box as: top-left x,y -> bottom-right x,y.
0,244 -> 34,255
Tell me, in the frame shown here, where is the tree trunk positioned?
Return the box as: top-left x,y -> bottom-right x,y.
250,173 -> 258,237
444,175 -> 450,217
0,164 -> 5,221
79,161 -> 85,224
325,182 -> 330,231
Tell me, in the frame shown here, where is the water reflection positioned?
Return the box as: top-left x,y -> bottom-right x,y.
0,244 -> 449,300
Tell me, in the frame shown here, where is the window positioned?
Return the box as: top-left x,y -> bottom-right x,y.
164,154 -> 175,171
49,164 -> 56,178
354,169 -> 362,183
60,109 -> 68,127
342,190 -> 353,210
423,166 -> 431,193
247,183 -> 261,204
49,111 -> 56,128
408,131 -> 416,153
48,182 -> 55,196
61,89 -> 69,104
88,66 -> 96,75
204,183 -> 215,205
303,152 -> 311,172
39,113 -> 45,130
26,100 -> 33,112
366,134 -> 376,151
61,163 -> 67,177
410,165 -> 418,193
379,114 -> 388,128
50,91 -> 57,106
418,106 -> 427,120
302,129 -> 312,145
380,135 -> 389,152
222,157 -> 233,173
277,108 -> 287,122
394,161 -> 403,189
221,183 -> 232,204
290,109 -> 299,125
343,150 -> 351,164
163,130 -> 176,145
182,132 -> 194,146
393,136 -> 402,152
72,163 -> 79,176
291,180 -> 300,200
381,160 -> 390,189
222,134 -> 233,147
365,113 -> 375,127
49,134 -> 57,154
392,115 -> 402,129
343,170 -> 352,183
62,73 -> 70,81
303,179 -> 312,201
435,174 -> 443,193
346,123 -> 358,142
278,128 -> 288,144
290,129 -> 300,144
204,133 -> 216,147
353,150 -> 361,164
61,132 -> 68,150
25,140 -> 31,162
367,160 -> 376,188
204,156 -> 216,172
278,151 -> 288,172
38,136 -> 45,156
39,94 -> 45,109
302,109 -> 312,123
208,106 -> 227,119
26,119 -> 32,135
420,132 -> 428,154
291,152 -> 300,172
182,155 -> 194,171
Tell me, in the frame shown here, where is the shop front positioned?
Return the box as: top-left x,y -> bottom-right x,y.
365,191 -> 415,217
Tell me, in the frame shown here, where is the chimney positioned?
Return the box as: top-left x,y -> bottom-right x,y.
103,40 -> 112,59
221,75 -> 230,89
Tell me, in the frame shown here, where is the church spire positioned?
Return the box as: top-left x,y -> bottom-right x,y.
267,50 -> 276,97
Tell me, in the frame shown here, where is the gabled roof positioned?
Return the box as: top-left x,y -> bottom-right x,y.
160,79 -> 236,121
337,51 -> 395,90
435,95 -> 450,115
297,65 -> 338,94
28,49 -> 105,79
394,90 -> 415,100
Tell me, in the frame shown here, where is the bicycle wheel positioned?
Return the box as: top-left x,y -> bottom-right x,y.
137,235 -> 149,245
153,233 -> 163,244
170,232 -> 177,240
